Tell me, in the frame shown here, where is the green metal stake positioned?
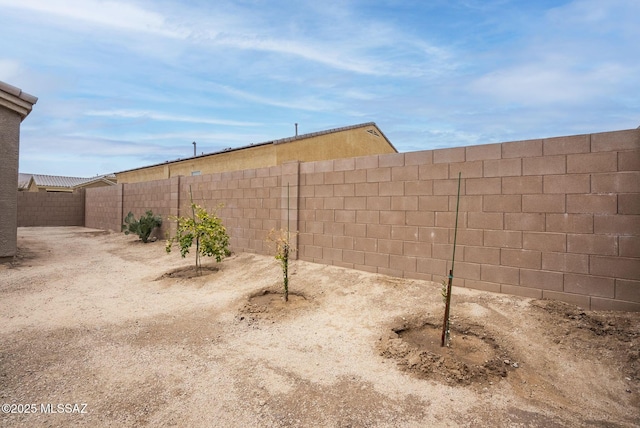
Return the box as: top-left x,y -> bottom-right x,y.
189,185 -> 200,272
284,182 -> 290,301
441,172 -> 462,347
287,182 -> 290,242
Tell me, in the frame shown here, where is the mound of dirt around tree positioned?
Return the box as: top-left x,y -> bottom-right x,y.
236,288 -> 311,325
379,316 -> 517,386
156,265 -> 219,279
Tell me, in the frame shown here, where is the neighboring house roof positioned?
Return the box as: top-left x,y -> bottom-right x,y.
18,173 -> 116,190
116,121 -> 397,175
74,175 -> 117,189
17,173 -> 32,190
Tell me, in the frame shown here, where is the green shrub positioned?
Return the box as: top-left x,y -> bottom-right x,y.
122,210 -> 162,243
165,203 -> 230,270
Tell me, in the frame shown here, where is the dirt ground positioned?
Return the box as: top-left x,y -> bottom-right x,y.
1,227 -> 638,427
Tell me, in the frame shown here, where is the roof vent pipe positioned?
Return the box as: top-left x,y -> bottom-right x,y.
295,123 -> 298,137
192,141 -> 196,157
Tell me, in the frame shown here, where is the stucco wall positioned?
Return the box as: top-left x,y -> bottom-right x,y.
85,129 -> 639,311
167,145 -> 277,181
0,108 -> 21,257
274,124 -> 395,164
116,124 -> 395,184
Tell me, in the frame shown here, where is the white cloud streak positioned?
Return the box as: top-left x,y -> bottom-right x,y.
210,84 -> 341,112
85,109 -> 262,127
0,0 -> 185,37
0,0 -> 452,78
470,62 -> 632,105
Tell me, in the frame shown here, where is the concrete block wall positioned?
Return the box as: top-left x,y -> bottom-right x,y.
178,163 -> 296,254
85,185 -> 122,232
0,81 -> 37,258
17,190 -> 85,227
82,129 -> 639,310
296,129 -> 640,311
0,110 -> 21,257
86,165 -> 294,252
121,178 -> 178,238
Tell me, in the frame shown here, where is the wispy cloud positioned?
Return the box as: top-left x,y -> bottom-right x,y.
470,62 -> 632,105
0,0 -> 184,37
467,0 -> 639,110
210,84 -> 341,112
85,109 -> 262,127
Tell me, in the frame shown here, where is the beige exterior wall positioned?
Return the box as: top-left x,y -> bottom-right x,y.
118,164 -> 169,183
116,124 -> 395,184
275,124 -> 396,164
167,144 -> 277,179
37,186 -> 73,193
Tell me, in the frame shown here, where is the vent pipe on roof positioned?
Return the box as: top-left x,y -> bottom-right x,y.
192,141 -> 196,157
295,123 -> 298,137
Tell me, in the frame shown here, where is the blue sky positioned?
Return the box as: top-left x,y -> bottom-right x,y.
1,0 -> 638,177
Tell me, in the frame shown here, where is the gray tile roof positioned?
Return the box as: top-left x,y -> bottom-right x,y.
18,173 -> 116,189
17,173 -> 32,190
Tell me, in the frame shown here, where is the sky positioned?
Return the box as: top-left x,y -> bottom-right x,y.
1,0 -> 638,178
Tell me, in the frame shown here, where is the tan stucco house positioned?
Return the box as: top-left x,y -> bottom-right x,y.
116,122 -> 397,183
0,81 -> 37,259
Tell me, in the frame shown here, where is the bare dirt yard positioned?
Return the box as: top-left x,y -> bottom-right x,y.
1,227 -> 638,427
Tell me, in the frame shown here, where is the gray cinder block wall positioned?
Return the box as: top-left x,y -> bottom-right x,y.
0,81 -> 37,259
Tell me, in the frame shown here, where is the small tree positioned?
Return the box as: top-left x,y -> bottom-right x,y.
122,210 -> 162,243
165,203 -> 230,270
267,228 -> 295,302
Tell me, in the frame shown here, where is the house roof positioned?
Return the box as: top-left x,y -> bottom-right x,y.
74,175 -> 117,189
17,173 -> 32,190
18,173 -> 116,189
116,122 -> 397,175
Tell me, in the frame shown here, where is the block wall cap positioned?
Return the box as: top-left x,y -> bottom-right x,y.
0,80 -> 38,119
